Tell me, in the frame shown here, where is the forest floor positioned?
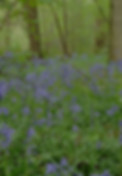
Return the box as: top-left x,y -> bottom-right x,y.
0,53 -> 122,176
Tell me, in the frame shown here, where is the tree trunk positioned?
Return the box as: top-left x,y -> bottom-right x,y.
95,19 -> 106,53
63,0 -> 71,56
49,3 -> 71,57
5,16 -> 11,49
24,1 -> 43,58
109,0 -> 122,60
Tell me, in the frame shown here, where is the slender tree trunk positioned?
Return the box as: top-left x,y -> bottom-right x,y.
95,19 -> 106,53
63,0 -> 71,56
49,3 -> 71,57
109,0 -> 122,60
24,1 -> 43,58
5,16 -> 11,49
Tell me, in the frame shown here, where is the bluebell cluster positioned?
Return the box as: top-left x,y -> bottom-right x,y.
0,53 -> 122,175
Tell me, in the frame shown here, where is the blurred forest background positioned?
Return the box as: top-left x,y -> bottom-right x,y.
0,0 -> 122,61
0,0 -> 112,58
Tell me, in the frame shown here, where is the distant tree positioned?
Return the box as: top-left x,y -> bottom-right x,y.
95,18 -> 106,53
93,0 -> 109,54
23,0 -> 43,58
49,0 -> 71,57
0,0 -> 16,50
109,0 -> 122,60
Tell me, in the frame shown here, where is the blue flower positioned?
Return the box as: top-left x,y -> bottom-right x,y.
106,105 -> 119,116
0,124 -> 14,149
0,81 -> 8,99
0,107 -> 9,115
101,170 -> 111,176
27,127 -> 35,139
46,163 -> 57,174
